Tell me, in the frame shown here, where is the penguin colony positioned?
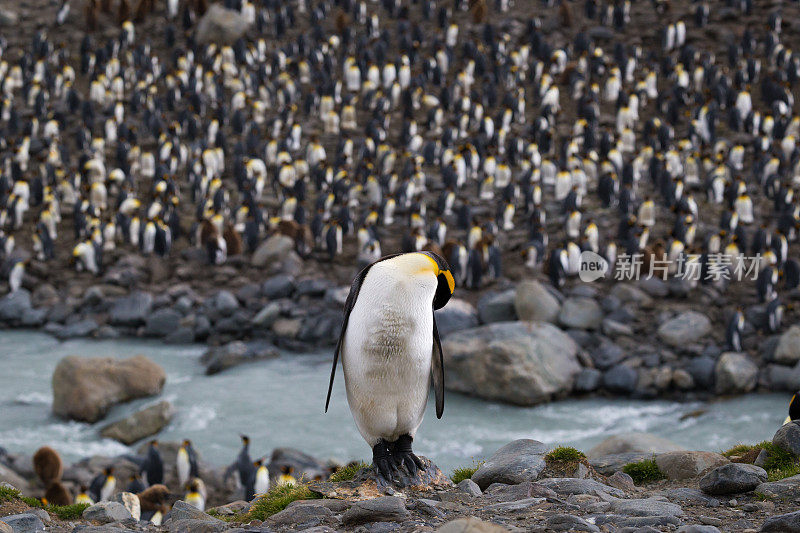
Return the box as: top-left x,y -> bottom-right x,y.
0,0 -> 798,332
24,436 -> 302,521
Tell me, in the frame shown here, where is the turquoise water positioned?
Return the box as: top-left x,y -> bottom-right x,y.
0,331 -> 787,472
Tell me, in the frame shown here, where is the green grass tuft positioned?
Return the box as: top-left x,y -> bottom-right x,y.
19,495 -> 43,508
622,458 -> 666,485
545,446 -> 586,463
450,460 -> 484,484
721,443 -> 760,458
48,503 -> 89,520
0,486 -> 22,503
246,483 -> 322,520
329,462 -> 370,482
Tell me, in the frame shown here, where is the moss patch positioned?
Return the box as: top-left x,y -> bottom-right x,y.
450,461 -> 483,484
329,462 -> 370,482
722,441 -> 800,482
246,483 -> 322,520
622,458 -> 666,485
0,486 -> 21,503
722,443 -> 761,459
48,503 -> 90,520
545,446 -> 586,463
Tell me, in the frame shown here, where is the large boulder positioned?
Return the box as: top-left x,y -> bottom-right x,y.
443,322 -> 581,406
109,292 -> 153,327
774,326 -> 800,364
514,280 -> 560,323
100,401 -> 174,445
196,4 -> 251,44
0,289 -> 32,324
762,510 -> 800,532
0,513 -> 44,532
476,290 -> 517,324
143,308 -> 182,337
699,463 -> 767,495
587,433 -> 685,459
773,421 -> 800,456
714,352 -> 758,394
558,297 -> 603,330
471,439 -> 548,489
251,235 -> 295,268
655,451 -> 730,481
52,355 -> 166,422
82,501 -> 132,523
435,299 -> 479,337
657,311 -> 711,347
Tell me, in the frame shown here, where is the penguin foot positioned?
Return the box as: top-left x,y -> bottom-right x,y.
390,434 -> 424,477
372,439 -> 396,485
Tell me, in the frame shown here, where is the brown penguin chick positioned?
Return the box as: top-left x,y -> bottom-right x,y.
85,0 -> 98,31
469,0 -> 487,23
335,9 -> 349,34
44,481 -> 73,506
137,484 -> 170,512
100,0 -> 111,13
133,0 -> 149,21
117,0 -> 130,24
33,446 -> 63,487
558,0 -> 572,27
223,223 -> 243,256
274,220 -> 313,256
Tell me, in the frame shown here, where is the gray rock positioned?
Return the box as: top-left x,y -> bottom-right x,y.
574,368 -> 602,392
0,290 -> 32,323
435,518 -> 508,532
19,308 -> 47,328
609,284 -> 653,305
774,326 -> 800,364
536,478 -> 625,498
603,319 -> 634,337
672,369 -> 695,390
54,318 -> 98,339
638,277 -> 669,297
165,501 -> 224,524
100,401 -> 174,445
514,280 -> 560,323
166,518 -> 227,532
611,498 -> 684,517
341,496 -> 409,526
773,421 -> 800,455
603,364 -> 638,393
457,479 -> 481,496
0,521 -> 11,533
754,475 -> 800,500
558,297 -> 603,330
52,355 -> 165,423
82,501 -> 133,523
590,453 -> 654,474
196,3 -> 251,44
435,299 -> 479,337
201,341 -> 278,375
687,356 -> 716,389
590,339 -> 625,369
655,451 -> 730,481
657,311 -> 712,347
545,514 -> 601,532
252,235 -> 295,268
0,513 -> 43,533
588,433 -> 684,459
209,291 -> 239,317
607,471 -> 636,491
165,327 -> 196,344
766,363 -> 800,391
476,290 -> 517,324
471,439 -> 547,489
663,488 -> 720,507
261,274 -> 296,299
295,278 -> 332,298
112,492 -> 141,521
269,504 -> 333,528
479,497 -> 545,512
251,302 -> 280,328
144,308 -> 183,337
109,292 -> 153,326
715,352 -> 758,394
481,480 -> 556,502
0,8 -> 19,26
443,322 -> 581,406
699,463 -> 767,495
761,510 -> 800,532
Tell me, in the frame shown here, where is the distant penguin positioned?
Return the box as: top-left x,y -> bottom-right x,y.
277,465 -> 297,486
8,260 -> 24,292
725,309 -> 744,352
227,435 -> 256,500
33,446 -> 63,487
177,440 -> 199,489
254,459 -> 270,496
89,467 -> 115,501
785,393 -> 800,425
127,473 -> 145,494
766,298 -> 785,334
141,440 -> 163,486
75,486 -> 94,505
183,478 -> 205,511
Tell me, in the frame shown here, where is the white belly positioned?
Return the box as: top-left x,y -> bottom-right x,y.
342,273 -> 434,446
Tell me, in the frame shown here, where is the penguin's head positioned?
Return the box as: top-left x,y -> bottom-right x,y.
419,251 -> 455,310
790,392 -> 800,422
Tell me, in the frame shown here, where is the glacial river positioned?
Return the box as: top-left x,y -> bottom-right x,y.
0,331 -> 786,473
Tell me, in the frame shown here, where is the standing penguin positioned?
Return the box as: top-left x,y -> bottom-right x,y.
325,252 -> 454,483
141,440 -> 163,486
89,467 -> 115,501
784,392 -> 800,425
177,440 -> 199,488
725,308 -> 744,352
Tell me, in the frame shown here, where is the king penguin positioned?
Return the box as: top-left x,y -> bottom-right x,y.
785,392 -> 800,425
325,251 -> 454,483
177,439 -> 199,488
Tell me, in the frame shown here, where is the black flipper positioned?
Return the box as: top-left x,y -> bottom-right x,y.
325,254 -> 402,412
431,315 -> 445,419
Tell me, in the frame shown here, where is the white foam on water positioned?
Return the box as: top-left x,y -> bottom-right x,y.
13,392 -> 52,406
